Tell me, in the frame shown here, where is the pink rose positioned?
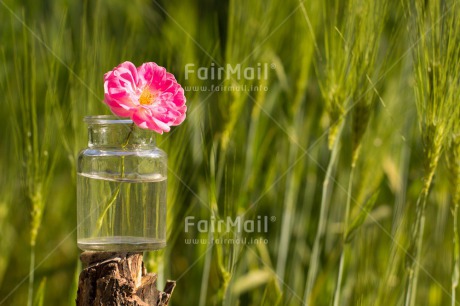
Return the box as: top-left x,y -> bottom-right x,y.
104,61 -> 187,134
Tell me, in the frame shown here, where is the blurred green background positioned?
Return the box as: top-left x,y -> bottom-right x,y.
1,0 -> 459,305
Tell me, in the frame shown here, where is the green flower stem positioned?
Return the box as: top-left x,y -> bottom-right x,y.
122,123 -> 135,150
93,123 -> 135,236
95,186 -> 121,234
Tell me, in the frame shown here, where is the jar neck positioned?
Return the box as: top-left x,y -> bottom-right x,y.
86,117 -> 155,148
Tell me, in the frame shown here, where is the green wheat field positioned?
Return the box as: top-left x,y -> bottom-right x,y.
1,0 -> 460,305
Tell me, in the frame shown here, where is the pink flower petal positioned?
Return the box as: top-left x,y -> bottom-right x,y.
103,61 -> 187,133
132,108 -> 163,134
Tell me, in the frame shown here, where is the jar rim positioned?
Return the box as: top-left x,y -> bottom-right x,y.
84,115 -> 133,125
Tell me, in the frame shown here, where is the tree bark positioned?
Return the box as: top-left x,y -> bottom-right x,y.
76,252 -> 175,306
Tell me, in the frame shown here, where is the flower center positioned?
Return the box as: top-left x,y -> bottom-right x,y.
139,88 -> 156,105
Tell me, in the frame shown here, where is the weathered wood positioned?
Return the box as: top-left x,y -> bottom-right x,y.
76,252 -> 176,306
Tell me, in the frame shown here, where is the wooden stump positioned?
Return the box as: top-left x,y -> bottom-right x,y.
76,252 -> 175,306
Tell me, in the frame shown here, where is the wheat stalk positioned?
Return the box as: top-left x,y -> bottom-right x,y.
405,0 -> 460,305
333,0 -> 387,304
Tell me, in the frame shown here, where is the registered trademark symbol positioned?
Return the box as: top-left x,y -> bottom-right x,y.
270,216 -> 276,222
270,63 -> 276,70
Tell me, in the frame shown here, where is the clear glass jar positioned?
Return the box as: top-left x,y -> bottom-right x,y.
77,115 -> 167,251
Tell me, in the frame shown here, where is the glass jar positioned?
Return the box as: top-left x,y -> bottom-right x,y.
77,115 -> 167,251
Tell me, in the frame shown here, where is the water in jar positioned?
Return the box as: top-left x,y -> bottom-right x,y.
77,172 -> 166,251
